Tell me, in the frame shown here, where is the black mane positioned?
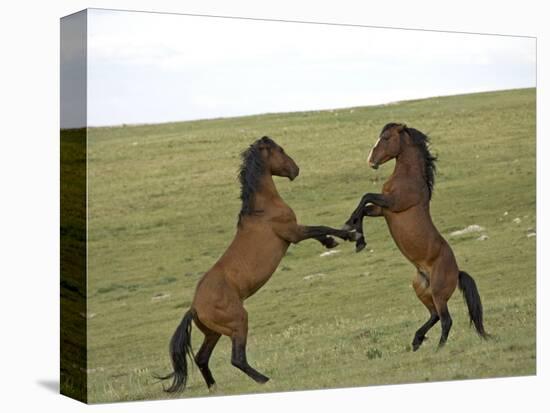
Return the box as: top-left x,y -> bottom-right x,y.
383,123 -> 437,199
237,136 -> 277,224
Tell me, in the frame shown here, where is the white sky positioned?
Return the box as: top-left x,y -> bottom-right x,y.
84,9 -> 536,127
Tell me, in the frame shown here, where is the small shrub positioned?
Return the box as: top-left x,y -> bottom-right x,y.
366,348 -> 382,360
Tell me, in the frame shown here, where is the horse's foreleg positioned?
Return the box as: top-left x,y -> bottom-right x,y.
274,223 -> 357,248
345,193 -> 390,227
343,193 -> 390,252
350,205 -> 382,252
345,214 -> 367,252
364,204 -> 384,217
299,225 -> 359,243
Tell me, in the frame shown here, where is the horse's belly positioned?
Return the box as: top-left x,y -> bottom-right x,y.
384,211 -> 436,264
220,234 -> 289,299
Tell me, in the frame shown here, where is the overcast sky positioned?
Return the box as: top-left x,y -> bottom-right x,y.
80,8 -> 536,127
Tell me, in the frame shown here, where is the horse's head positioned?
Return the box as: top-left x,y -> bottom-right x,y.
367,123 -> 407,169
257,136 -> 300,181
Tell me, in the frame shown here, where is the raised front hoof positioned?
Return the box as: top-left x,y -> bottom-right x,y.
355,237 -> 367,253
324,237 -> 339,249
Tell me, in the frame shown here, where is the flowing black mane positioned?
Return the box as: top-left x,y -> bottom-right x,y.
383,123 -> 437,199
237,136 -> 277,224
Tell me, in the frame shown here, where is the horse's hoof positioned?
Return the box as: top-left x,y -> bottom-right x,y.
256,375 -> 270,384
208,384 -> 218,393
355,236 -> 367,252
412,335 -> 427,351
325,238 -> 339,249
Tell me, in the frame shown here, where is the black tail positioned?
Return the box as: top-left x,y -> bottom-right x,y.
155,309 -> 195,392
458,271 -> 488,338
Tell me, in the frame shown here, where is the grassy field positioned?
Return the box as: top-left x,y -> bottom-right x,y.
84,88 -> 536,403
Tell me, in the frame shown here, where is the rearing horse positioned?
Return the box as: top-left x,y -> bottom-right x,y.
157,136 -> 356,392
344,123 -> 488,350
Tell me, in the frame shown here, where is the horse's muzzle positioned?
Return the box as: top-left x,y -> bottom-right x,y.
367,153 -> 379,169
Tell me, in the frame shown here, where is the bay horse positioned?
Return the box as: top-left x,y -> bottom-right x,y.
343,123 -> 488,350
157,136 -> 356,392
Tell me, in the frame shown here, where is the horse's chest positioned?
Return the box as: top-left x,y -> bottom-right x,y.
269,204 -> 297,226
382,179 -> 396,195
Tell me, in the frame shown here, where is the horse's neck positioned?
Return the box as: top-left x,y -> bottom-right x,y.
253,174 -> 283,209
393,143 -> 425,180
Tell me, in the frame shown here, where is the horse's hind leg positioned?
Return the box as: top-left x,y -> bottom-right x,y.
412,313 -> 439,351
433,298 -> 453,349
194,319 -> 221,389
231,336 -> 269,383
431,278 -> 456,349
230,309 -> 269,384
431,258 -> 458,349
412,271 -> 440,351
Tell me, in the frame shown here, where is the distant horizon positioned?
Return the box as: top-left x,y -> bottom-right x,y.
70,87 -> 532,130
62,8 -> 536,129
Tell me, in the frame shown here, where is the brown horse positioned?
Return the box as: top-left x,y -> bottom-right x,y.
343,123 -> 488,350
157,136 -> 356,392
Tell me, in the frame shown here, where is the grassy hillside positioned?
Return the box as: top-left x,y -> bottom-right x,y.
84,88 -> 536,403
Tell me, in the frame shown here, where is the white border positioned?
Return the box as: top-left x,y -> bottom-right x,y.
0,1 -> 547,412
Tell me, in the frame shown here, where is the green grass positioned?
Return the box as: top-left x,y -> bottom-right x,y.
84,88 -> 536,403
